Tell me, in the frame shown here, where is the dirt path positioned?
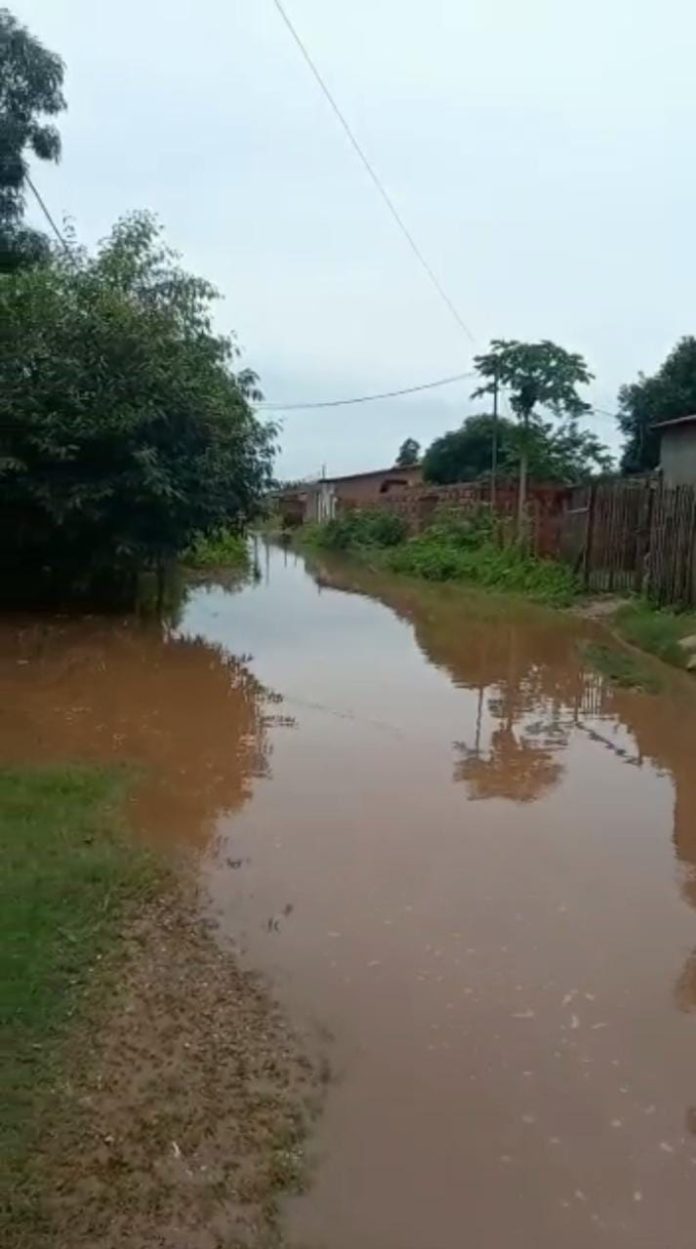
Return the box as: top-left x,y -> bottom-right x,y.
22,882 -> 320,1249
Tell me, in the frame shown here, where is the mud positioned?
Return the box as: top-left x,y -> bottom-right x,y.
28,884 -> 319,1249
4,543 -> 696,1248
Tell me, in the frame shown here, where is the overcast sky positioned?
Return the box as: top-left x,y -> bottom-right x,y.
17,0 -> 696,477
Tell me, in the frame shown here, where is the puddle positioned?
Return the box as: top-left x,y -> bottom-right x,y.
3,542 -> 696,1247
0,614 -> 272,847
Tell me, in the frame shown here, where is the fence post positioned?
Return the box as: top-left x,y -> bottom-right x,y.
683,484 -> 696,608
634,480 -> 654,595
582,482 -> 597,591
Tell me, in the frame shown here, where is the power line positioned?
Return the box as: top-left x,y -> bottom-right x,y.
257,377 -> 620,418
588,405 -> 618,422
257,370 -> 476,411
26,174 -> 70,254
270,0 -> 476,349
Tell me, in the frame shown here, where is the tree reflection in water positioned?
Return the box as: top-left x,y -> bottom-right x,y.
0,615 -> 283,848
307,553 -> 696,1015
455,724 -> 563,803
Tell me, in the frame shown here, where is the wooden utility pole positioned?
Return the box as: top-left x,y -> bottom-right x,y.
517,411 -> 529,541
490,369 -> 499,509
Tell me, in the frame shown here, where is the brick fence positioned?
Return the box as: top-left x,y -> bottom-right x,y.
340,481 -> 570,559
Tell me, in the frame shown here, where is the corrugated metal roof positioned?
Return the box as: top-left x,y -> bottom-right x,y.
653,414 -> 696,431
319,465 -> 423,485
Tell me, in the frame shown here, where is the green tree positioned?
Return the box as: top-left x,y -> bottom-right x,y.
0,212 -> 275,604
618,337 -> 696,473
473,339 -> 593,529
423,414 -> 514,483
0,8 -> 65,272
395,437 -> 420,467
521,419 -> 613,481
423,412 -> 611,486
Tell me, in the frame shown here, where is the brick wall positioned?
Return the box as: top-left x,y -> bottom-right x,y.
339,481 -> 570,558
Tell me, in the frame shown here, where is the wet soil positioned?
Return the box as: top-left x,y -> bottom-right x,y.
22,884 -> 319,1249
4,543 -> 696,1248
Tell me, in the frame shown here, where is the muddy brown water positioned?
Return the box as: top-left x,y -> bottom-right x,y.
3,541 -> 696,1248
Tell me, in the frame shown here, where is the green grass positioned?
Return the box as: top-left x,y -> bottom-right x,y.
303,509 -> 409,552
302,507 -> 578,607
386,534 -> 577,605
612,601 -> 696,670
184,527 -> 249,569
0,765 -> 157,1226
581,642 -> 661,693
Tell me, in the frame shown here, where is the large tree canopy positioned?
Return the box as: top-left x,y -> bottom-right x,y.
473,339 -> 592,423
0,8 -> 65,272
423,413 -> 612,485
618,336 -> 696,473
423,415 -> 511,483
0,212 -> 275,603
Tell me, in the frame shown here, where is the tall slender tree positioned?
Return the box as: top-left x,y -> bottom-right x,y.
473,340 -> 592,532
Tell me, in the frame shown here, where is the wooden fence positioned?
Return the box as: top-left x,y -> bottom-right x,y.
560,478 -> 696,607
335,473 -> 696,609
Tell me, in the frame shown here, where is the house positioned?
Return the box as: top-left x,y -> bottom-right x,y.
655,415 -> 696,486
303,463 -> 423,522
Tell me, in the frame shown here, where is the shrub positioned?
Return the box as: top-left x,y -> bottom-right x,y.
425,504 -> 498,548
387,533 -> 577,605
0,213 -> 274,605
184,528 -> 248,569
304,504 -> 577,606
309,510 -> 408,552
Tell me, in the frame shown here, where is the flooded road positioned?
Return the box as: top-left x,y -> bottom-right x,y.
4,542 -> 696,1247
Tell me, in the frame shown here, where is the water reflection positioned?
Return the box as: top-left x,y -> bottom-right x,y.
0,616 -> 274,846
308,552 -> 696,998
8,544 -> 696,1244
455,725 -> 563,802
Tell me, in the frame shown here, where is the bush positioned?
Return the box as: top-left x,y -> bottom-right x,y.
0,213 -> 274,605
425,505 -> 498,547
304,504 -> 577,605
184,528 -> 248,569
309,510 -> 408,552
387,530 -> 577,605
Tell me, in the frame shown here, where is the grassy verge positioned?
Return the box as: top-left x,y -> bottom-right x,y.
581,641 -> 662,693
1,765 -> 157,1233
303,509 -> 578,607
612,601 -> 696,670
184,526 -> 249,569
1,765 -> 321,1249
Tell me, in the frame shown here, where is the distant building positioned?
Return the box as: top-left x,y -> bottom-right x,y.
655,415 -> 696,486
303,463 -> 423,523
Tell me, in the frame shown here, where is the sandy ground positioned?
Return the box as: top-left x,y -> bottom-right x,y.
30,887 -> 321,1249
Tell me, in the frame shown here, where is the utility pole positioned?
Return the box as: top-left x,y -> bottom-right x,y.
490,368 -> 499,509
